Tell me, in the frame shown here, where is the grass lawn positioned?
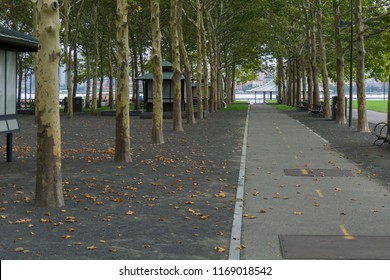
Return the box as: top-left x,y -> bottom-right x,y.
221,101 -> 250,111
352,100 -> 388,113
269,103 -> 298,111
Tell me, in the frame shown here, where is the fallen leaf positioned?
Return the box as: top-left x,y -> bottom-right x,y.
0,215 -> 7,219
109,248 -> 118,253
252,191 -> 260,196
87,246 -> 98,250
214,246 -> 225,253
99,240 -> 106,243
215,192 -> 226,198
66,216 -> 77,223
15,247 -> 25,252
61,235 -> 72,239
200,215 -> 209,220
126,210 -> 135,215
293,212 -> 304,215
40,218 -> 52,223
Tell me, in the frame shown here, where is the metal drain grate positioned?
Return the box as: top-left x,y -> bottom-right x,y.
279,235 -> 390,260
284,169 -> 352,177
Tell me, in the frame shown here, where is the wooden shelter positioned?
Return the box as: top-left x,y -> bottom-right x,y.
135,61 -> 185,112
0,27 -> 38,162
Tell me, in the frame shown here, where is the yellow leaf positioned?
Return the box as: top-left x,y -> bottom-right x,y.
40,218 -> 52,223
61,235 -> 72,239
215,192 -> 226,198
293,211 -> 304,215
185,201 -> 194,205
126,210 -> 135,215
200,215 -> 209,220
15,247 -> 24,252
65,216 -> 77,223
99,240 -> 106,243
0,215 -> 7,219
87,246 -> 97,250
214,246 -> 225,253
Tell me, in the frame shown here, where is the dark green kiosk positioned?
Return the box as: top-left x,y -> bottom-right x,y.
0,27 -> 38,162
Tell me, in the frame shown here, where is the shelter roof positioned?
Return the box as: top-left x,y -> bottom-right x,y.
0,27 -> 38,52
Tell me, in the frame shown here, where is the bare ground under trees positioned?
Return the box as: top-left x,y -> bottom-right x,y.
0,111 -> 246,260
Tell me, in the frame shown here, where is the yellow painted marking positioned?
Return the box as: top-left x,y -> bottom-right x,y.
301,169 -> 309,175
340,224 -> 355,240
315,189 -> 323,198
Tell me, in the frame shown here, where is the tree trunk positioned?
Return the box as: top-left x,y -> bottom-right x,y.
151,0 -> 164,144
301,55 -> 306,102
287,59 -> 293,106
292,58 -> 297,107
296,58 -> 301,106
98,45 -> 104,108
277,57 -> 284,103
170,0 -> 184,132
108,34 -> 114,110
333,1 -> 347,124
85,49 -> 91,109
317,1 -> 331,118
195,0 -> 203,119
35,0 -> 64,208
17,56 -> 23,109
355,0 -> 370,132
201,9 -> 209,114
91,4 -> 99,115
388,74 -> 390,124
63,0 -> 73,118
115,0 -> 132,162
225,61 -> 232,106
72,41 -> 78,97
178,0 -> 196,124
310,22 -> 320,106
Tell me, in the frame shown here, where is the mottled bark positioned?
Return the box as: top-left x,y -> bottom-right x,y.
333,1 -> 347,124
63,0 -> 73,118
317,2 -> 331,118
34,0 -> 64,207
195,0 -> 203,119
170,0 -> 184,132
91,4 -> 99,115
115,0 -> 131,162
178,0 -> 195,124
201,9 -> 209,113
151,0 -> 164,144
310,22 -> 320,106
355,0 -> 370,132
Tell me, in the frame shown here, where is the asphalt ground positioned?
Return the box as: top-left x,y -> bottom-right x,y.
241,104 -> 390,260
0,110 -> 246,260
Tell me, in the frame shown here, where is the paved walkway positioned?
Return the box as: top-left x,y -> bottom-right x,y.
352,109 -> 387,124
239,104 -> 390,259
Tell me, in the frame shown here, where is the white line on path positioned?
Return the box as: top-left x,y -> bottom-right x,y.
228,107 -> 250,260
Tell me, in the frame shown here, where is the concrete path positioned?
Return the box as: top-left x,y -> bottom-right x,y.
352,109 -> 387,124
240,104 -> 390,259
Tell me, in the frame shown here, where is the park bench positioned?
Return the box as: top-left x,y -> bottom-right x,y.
309,103 -> 324,117
297,101 -> 308,111
371,122 -> 390,148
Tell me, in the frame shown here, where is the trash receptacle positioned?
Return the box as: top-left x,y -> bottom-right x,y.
64,97 -> 83,113
73,97 -> 83,112
332,96 -> 347,121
